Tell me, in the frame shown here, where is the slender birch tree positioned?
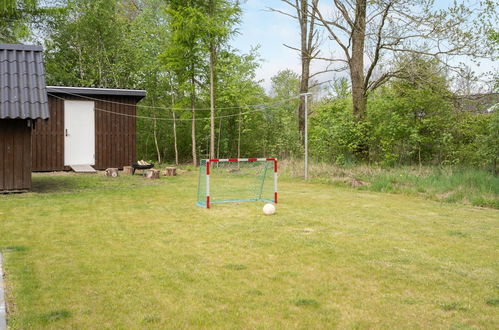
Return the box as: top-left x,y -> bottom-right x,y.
202,0 -> 241,159
162,1 -> 207,165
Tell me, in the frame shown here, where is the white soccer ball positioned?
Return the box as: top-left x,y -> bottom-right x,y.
263,203 -> 276,215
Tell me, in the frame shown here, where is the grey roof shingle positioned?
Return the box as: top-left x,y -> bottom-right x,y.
0,44 -> 49,120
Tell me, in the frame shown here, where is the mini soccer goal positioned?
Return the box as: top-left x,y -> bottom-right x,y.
197,158 -> 278,208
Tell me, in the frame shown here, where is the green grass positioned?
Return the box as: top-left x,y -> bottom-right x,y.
0,171 -> 498,328
281,160 -> 499,209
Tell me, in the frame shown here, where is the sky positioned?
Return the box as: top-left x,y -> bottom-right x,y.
230,0 -> 498,92
231,0 -> 314,90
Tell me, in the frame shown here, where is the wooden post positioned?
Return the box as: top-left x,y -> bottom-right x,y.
105,168 -> 119,177
146,169 -> 160,179
123,166 -> 134,175
164,167 -> 177,176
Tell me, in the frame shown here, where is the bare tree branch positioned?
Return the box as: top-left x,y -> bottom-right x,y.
313,55 -> 348,63
364,1 -> 392,92
311,4 -> 351,61
309,68 -> 344,78
333,0 -> 354,28
266,7 -> 298,20
272,0 -> 327,138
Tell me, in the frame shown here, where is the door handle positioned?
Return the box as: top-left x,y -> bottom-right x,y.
65,129 -> 69,137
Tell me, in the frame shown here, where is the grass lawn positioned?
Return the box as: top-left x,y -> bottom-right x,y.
0,171 -> 498,329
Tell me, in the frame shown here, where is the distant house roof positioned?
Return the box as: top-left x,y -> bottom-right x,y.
453,93 -> 499,114
486,103 -> 498,113
0,44 -> 50,120
47,86 -> 146,99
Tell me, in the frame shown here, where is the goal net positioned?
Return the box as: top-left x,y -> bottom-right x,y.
197,158 -> 278,208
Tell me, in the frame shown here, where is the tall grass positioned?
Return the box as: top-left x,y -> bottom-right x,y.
279,160 -> 499,209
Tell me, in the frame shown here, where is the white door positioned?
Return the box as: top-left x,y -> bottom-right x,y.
64,100 -> 95,166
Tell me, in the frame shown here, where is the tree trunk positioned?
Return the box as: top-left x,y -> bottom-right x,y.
150,96 -> 162,164
77,45 -> 84,81
351,0 -> 367,120
164,167 -> 177,176
238,111 -> 241,169
208,0 -> 216,159
298,58 -> 310,140
153,115 -> 161,164
191,73 -> 197,166
170,80 -> 179,166
298,0 -> 311,140
146,169 -> 160,179
209,45 -> 216,159
217,116 -> 222,159
123,166 -> 133,175
172,111 -> 179,166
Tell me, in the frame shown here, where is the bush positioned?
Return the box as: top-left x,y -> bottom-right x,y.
308,54 -> 496,171
309,97 -> 366,165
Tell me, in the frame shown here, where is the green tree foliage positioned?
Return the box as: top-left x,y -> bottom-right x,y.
211,48 -> 266,158
1,0 -> 35,42
309,55 -> 497,171
11,0 -> 495,170
368,55 -> 454,166
309,96 -> 366,165
0,0 -> 59,43
45,0 -> 142,87
160,0 -> 209,164
477,110 -> 499,174
265,70 -> 302,159
202,0 -> 242,158
127,0 -> 175,164
489,29 -> 499,90
161,1 -> 206,86
200,0 -> 241,50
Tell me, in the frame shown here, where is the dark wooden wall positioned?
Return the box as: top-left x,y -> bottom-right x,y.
32,96 -> 64,171
32,94 -> 138,171
95,96 -> 137,170
0,119 -> 32,191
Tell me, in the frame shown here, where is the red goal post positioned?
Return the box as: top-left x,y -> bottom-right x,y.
197,158 -> 278,209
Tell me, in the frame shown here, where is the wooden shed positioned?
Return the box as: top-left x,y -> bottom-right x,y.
32,87 -> 146,172
0,44 -> 50,192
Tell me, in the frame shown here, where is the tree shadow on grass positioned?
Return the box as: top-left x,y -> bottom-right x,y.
31,173 -> 164,194
31,177 -> 79,193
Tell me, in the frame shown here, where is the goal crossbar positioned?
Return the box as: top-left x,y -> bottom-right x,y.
197,158 -> 278,209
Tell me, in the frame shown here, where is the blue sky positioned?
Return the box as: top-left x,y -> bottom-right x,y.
231,0 -> 307,89
230,0 -> 497,91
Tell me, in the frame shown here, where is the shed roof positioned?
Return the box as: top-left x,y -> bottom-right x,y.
0,44 -> 50,120
47,86 -> 146,99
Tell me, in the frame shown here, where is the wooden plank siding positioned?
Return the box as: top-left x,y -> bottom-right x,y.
0,119 -> 32,191
32,94 -> 138,171
94,96 -> 137,170
32,96 -> 64,171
